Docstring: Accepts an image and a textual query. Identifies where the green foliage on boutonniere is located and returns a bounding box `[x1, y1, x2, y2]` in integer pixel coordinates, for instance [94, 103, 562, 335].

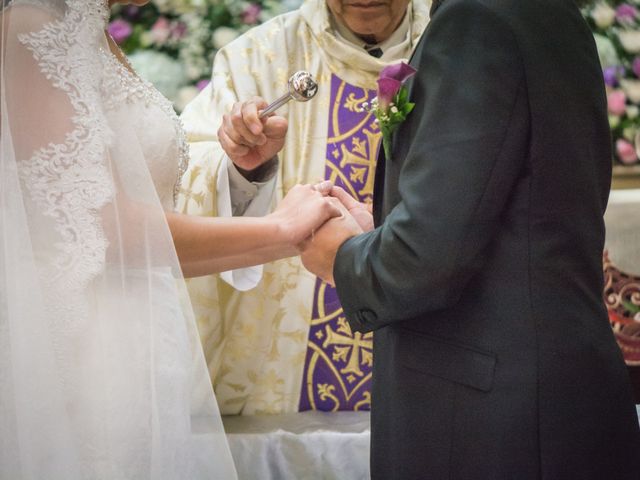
[371, 87, 415, 160]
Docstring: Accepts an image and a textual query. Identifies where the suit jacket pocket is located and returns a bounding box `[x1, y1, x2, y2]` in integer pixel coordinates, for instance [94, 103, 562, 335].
[395, 328, 497, 392]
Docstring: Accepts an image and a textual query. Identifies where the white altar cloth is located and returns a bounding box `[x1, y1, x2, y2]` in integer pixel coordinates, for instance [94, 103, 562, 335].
[223, 407, 640, 479]
[223, 411, 370, 480]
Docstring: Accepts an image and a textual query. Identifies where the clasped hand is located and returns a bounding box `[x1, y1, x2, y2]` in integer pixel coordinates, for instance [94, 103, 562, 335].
[298, 184, 374, 287]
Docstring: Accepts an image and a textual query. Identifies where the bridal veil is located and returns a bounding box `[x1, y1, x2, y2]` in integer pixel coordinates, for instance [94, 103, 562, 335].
[0, 0, 237, 478]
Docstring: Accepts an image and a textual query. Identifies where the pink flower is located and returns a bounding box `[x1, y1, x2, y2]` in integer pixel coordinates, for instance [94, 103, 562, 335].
[196, 79, 210, 91]
[151, 17, 171, 45]
[242, 4, 262, 25]
[377, 62, 417, 109]
[616, 139, 638, 164]
[108, 19, 132, 44]
[608, 89, 627, 116]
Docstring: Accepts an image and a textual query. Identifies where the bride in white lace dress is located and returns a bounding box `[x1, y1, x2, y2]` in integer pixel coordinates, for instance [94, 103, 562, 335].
[0, 1, 342, 478]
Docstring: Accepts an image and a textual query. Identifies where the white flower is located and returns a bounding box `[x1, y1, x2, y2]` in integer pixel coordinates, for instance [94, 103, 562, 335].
[609, 114, 621, 128]
[212, 27, 240, 50]
[621, 78, 640, 104]
[174, 86, 200, 112]
[128, 50, 188, 102]
[184, 60, 206, 81]
[152, 0, 200, 15]
[618, 30, 640, 54]
[627, 105, 640, 119]
[139, 31, 154, 48]
[390, 106, 399, 114]
[591, 3, 616, 29]
[623, 126, 637, 141]
[594, 34, 619, 69]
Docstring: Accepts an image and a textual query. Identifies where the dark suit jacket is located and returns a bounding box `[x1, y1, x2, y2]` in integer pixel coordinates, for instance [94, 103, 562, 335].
[333, 0, 640, 478]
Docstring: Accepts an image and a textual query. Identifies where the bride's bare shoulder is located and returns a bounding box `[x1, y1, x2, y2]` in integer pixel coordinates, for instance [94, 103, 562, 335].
[2, 0, 65, 35]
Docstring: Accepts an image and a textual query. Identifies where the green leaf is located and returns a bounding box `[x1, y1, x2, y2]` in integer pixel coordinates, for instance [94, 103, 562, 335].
[399, 86, 408, 103]
[404, 103, 415, 115]
[622, 300, 640, 314]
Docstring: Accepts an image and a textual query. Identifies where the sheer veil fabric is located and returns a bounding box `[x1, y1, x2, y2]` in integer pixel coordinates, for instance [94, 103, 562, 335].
[0, 0, 237, 478]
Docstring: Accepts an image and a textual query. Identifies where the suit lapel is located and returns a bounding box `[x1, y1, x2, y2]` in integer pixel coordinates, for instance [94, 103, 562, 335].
[372, 23, 430, 226]
[372, 147, 386, 227]
[430, 0, 444, 16]
[404, 35, 426, 113]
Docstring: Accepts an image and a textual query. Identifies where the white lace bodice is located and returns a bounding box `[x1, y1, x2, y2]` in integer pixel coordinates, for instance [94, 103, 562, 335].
[100, 48, 189, 210]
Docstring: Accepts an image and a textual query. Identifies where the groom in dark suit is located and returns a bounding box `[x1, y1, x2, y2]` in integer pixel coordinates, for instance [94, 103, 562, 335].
[301, 0, 640, 478]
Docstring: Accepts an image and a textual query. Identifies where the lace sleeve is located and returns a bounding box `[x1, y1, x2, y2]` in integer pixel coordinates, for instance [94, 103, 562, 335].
[5, 3, 113, 298]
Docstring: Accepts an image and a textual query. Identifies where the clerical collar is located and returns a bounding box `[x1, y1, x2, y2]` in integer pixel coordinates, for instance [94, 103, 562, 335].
[330, 8, 412, 61]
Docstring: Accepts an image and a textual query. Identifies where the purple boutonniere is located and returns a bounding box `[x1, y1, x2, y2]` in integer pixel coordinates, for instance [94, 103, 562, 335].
[367, 62, 417, 160]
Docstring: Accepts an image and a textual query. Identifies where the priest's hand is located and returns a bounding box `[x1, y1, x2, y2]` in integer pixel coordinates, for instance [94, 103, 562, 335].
[300, 211, 363, 286]
[218, 96, 288, 174]
[330, 186, 374, 232]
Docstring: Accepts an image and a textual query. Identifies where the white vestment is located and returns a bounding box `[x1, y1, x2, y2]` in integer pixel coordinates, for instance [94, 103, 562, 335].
[178, 0, 430, 415]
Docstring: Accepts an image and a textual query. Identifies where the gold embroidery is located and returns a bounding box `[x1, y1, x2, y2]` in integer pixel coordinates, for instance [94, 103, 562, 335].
[343, 92, 368, 113]
[323, 318, 373, 377]
[339, 128, 380, 200]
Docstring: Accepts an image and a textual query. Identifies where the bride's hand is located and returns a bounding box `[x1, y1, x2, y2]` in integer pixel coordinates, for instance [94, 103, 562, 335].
[269, 183, 343, 246]
[330, 186, 374, 232]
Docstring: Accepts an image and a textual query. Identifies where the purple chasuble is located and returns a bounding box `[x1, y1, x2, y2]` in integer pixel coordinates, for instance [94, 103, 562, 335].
[299, 74, 381, 411]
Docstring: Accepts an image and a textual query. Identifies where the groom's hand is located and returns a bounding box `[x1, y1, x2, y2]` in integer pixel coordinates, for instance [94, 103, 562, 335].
[218, 96, 288, 174]
[300, 212, 363, 286]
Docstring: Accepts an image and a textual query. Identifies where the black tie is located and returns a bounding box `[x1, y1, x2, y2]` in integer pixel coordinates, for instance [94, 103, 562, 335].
[366, 46, 383, 58]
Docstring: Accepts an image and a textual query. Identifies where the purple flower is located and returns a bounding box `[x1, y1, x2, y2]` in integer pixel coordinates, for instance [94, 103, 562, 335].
[376, 62, 417, 109]
[616, 4, 638, 23]
[380, 62, 418, 84]
[633, 58, 640, 78]
[123, 5, 140, 20]
[170, 21, 187, 41]
[604, 65, 624, 87]
[196, 79, 211, 91]
[241, 4, 262, 25]
[108, 19, 133, 44]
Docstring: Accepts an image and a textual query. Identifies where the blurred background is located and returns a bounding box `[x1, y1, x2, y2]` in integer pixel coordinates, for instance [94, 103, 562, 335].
[111, 1, 640, 175]
[109, 0, 303, 111]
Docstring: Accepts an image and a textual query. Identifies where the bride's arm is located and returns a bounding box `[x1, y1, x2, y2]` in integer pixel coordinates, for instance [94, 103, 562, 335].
[167, 184, 342, 277]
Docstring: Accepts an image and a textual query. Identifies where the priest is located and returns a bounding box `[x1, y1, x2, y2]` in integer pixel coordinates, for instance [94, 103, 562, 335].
[177, 0, 430, 414]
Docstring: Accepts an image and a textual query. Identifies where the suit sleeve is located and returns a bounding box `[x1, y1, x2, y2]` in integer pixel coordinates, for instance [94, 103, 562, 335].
[334, 0, 529, 332]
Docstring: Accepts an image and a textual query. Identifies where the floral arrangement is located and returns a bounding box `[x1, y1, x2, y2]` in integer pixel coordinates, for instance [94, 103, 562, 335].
[366, 62, 417, 160]
[108, 0, 302, 111]
[583, 1, 640, 166]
